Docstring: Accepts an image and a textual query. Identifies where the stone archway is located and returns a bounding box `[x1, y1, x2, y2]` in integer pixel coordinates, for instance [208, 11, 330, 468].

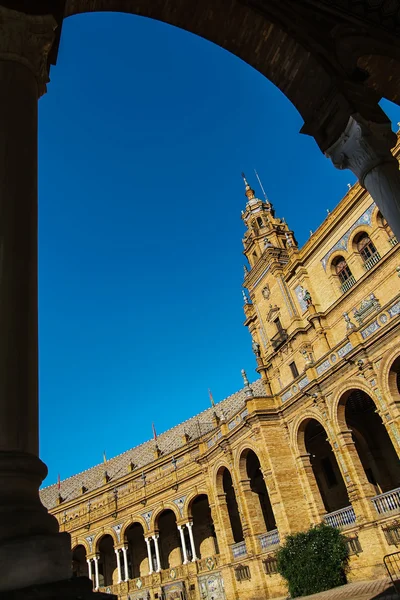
[339, 388, 400, 494]
[188, 494, 219, 559]
[2, 0, 400, 593]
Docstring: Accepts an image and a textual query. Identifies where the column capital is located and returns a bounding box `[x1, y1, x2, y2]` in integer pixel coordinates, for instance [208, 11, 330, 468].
[0, 5, 57, 96]
[151, 533, 159, 541]
[325, 114, 397, 186]
[185, 520, 193, 528]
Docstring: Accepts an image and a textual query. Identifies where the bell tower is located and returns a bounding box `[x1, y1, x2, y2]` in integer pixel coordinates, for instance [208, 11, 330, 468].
[241, 174, 297, 268]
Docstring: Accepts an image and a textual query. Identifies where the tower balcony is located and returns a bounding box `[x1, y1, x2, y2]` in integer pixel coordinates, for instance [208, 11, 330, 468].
[271, 330, 288, 351]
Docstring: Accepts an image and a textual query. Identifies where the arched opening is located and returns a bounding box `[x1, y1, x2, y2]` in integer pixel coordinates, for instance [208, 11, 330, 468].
[388, 356, 400, 404]
[157, 509, 181, 569]
[304, 419, 350, 513]
[125, 522, 148, 580]
[245, 449, 276, 533]
[72, 544, 88, 578]
[341, 389, 400, 494]
[222, 468, 244, 544]
[190, 494, 219, 559]
[332, 256, 355, 293]
[353, 231, 380, 269]
[98, 534, 117, 587]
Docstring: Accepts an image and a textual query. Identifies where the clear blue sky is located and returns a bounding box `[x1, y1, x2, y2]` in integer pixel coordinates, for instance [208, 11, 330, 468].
[38, 12, 400, 486]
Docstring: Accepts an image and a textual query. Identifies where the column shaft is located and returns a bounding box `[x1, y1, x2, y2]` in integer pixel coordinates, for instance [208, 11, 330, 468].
[122, 546, 129, 581]
[87, 558, 93, 583]
[152, 534, 161, 572]
[186, 522, 198, 561]
[177, 525, 188, 564]
[115, 548, 122, 584]
[0, 7, 70, 591]
[94, 557, 100, 590]
[145, 537, 153, 575]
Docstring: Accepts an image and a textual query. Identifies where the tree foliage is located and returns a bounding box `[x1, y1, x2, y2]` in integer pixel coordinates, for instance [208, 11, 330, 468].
[276, 524, 349, 597]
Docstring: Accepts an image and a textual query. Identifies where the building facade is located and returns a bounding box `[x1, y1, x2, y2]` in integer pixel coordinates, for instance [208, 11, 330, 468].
[41, 138, 400, 600]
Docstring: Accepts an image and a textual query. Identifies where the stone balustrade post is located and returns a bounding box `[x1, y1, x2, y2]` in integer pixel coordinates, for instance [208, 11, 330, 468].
[0, 6, 71, 592]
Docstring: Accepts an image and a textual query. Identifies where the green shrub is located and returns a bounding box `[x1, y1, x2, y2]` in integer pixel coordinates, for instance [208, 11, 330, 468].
[276, 523, 349, 597]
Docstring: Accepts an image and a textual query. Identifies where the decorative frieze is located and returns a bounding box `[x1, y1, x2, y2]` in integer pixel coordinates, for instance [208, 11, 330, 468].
[361, 320, 380, 339]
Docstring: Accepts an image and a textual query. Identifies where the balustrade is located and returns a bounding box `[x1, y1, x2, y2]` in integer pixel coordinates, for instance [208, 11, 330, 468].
[371, 488, 400, 515]
[231, 540, 247, 559]
[259, 529, 280, 551]
[363, 251, 381, 271]
[341, 275, 356, 293]
[323, 506, 356, 529]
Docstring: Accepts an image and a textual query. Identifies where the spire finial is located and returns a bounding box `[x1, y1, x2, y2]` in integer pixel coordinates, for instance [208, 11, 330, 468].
[241, 369, 254, 399]
[241, 172, 255, 201]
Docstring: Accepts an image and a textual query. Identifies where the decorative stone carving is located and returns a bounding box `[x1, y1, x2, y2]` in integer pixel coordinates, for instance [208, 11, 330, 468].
[326, 114, 397, 185]
[173, 496, 186, 516]
[0, 6, 57, 96]
[112, 523, 123, 543]
[343, 312, 356, 330]
[261, 284, 270, 300]
[326, 114, 400, 241]
[353, 293, 381, 324]
[251, 338, 261, 357]
[141, 510, 153, 530]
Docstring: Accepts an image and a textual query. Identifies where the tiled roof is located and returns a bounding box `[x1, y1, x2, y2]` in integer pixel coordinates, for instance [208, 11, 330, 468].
[40, 379, 266, 509]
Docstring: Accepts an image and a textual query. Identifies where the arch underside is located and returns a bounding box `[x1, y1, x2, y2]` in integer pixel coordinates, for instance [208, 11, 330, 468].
[63, 0, 400, 150]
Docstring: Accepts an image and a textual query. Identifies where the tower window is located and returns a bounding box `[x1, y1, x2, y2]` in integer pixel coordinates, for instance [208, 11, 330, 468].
[257, 217, 263, 228]
[289, 361, 299, 379]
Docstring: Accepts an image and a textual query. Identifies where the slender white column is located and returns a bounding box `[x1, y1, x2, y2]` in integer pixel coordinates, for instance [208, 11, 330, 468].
[186, 521, 198, 561]
[87, 558, 93, 583]
[152, 534, 161, 572]
[93, 555, 100, 590]
[326, 114, 400, 241]
[177, 525, 189, 564]
[145, 537, 153, 575]
[115, 548, 122, 584]
[121, 546, 129, 581]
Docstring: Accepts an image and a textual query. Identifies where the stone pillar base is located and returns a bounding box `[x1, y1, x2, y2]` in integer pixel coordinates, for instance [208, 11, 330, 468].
[0, 577, 116, 600]
[0, 451, 71, 591]
[0, 532, 72, 592]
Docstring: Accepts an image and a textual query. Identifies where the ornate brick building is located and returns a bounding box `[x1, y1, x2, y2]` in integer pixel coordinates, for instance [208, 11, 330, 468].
[41, 139, 400, 600]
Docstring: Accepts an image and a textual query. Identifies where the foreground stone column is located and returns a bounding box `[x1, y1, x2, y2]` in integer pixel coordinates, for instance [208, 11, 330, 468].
[326, 114, 400, 241]
[121, 546, 129, 581]
[0, 5, 71, 592]
[152, 534, 161, 572]
[186, 521, 198, 561]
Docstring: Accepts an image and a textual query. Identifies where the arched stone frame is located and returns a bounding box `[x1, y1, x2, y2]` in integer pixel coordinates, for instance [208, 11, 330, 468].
[71, 542, 89, 578]
[93, 528, 119, 553]
[62, 0, 371, 154]
[212, 461, 245, 549]
[378, 348, 400, 421]
[120, 516, 149, 543]
[72, 537, 91, 555]
[326, 249, 354, 297]
[235, 445, 278, 537]
[291, 410, 352, 520]
[122, 518, 150, 579]
[331, 379, 400, 512]
[185, 489, 210, 521]
[152, 503, 181, 532]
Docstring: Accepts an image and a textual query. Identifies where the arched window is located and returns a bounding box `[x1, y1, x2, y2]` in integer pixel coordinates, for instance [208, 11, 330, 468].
[355, 232, 380, 269]
[257, 216, 263, 228]
[378, 211, 397, 246]
[332, 256, 355, 293]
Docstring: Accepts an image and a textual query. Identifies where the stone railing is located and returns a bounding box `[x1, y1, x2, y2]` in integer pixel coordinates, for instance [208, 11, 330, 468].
[341, 275, 356, 293]
[324, 506, 356, 529]
[231, 540, 247, 559]
[363, 251, 381, 271]
[371, 488, 400, 515]
[389, 236, 398, 247]
[259, 529, 280, 551]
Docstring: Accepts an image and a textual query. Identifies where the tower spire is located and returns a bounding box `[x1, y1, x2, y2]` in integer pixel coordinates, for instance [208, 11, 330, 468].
[241, 172, 255, 202]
